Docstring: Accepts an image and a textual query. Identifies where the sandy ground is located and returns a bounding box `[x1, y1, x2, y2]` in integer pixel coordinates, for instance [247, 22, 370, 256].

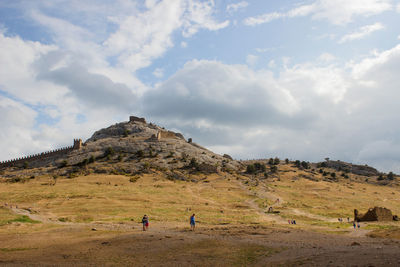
[1, 209, 400, 266]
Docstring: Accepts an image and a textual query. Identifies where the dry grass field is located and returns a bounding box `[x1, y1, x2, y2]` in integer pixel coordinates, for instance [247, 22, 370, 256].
[1, 165, 400, 266]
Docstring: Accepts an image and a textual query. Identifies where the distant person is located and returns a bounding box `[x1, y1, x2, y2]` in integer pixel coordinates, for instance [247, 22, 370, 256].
[357, 222, 360, 229]
[288, 220, 291, 224]
[347, 217, 350, 222]
[190, 214, 196, 231]
[142, 215, 149, 231]
[293, 220, 296, 225]
[353, 222, 356, 229]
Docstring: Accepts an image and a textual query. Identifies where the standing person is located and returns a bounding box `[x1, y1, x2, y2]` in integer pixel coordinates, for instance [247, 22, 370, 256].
[190, 214, 196, 231]
[357, 222, 360, 229]
[353, 221, 356, 229]
[142, 215, 149, 231]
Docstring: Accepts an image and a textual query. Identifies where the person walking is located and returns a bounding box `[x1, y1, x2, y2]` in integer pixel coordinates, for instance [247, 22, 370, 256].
[142, 215, 149, 231]
[190, 214, 196, 231]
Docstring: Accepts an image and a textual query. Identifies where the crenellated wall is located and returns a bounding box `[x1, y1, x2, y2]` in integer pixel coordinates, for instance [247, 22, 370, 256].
[0, 139, 82, 169]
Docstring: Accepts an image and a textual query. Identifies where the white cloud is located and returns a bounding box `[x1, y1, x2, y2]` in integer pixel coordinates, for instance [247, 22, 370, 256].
[226, 1, 248, 14]
[0, 96, 38, 160]
[153, 68, 164, 78]
[318, 53, 336, 62]
[244, 0, 392, 26]
[246, 54, 258, 67]
[142, 44, 400, 172]
[182, 0, 230, 37]
[338, 22, 385, 43]
[181, 41, 188, 48]
[396, 3, 400, 12]
[104, 0, 228, 69]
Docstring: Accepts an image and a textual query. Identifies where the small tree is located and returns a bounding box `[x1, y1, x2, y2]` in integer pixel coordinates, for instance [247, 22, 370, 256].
[268, 158, 274, 165]
[301, 161, 309, 169]
[23, 161, 29, 169]
[246, 164, 256, 174]
[387, 172, 395, 180]
[270, 165, 278, 173]
[274, 157, 280, 165]
[295, 160, 301, 168]
[285, 158, 289, 164]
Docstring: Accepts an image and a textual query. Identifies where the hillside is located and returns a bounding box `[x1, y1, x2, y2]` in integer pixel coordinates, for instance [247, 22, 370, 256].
[0, 117, 400, 266]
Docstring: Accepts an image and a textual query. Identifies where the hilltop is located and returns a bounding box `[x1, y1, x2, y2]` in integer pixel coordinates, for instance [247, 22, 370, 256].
[0, 116, 241, 180]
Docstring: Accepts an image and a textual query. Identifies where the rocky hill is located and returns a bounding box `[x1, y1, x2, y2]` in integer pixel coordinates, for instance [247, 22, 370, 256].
[0, 116, 242, 179]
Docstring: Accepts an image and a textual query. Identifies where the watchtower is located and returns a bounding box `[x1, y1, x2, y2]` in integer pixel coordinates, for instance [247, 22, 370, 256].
[73, 139, 82, 149]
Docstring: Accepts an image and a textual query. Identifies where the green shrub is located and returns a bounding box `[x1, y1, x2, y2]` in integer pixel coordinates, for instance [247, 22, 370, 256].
[104, 147, 115, 157]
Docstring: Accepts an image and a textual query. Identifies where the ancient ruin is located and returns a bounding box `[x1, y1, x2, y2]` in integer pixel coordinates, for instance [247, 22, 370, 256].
[129, 116, 146, 124]
[354, 207, 394, 222]
[0, 139, 82, 169]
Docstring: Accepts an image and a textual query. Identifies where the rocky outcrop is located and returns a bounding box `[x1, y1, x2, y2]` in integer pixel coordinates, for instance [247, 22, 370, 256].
[320, 160, 379, 177]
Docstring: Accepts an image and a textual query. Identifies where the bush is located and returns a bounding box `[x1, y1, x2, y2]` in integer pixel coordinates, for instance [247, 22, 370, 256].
[104, 147, 115, 156]
[387, 172, 395, 180]
[330, 172, 336, 178]
[123, 129, 130, 137]
[189, 158, 199, 168]
[274, 157, 280, 165]
[246, 164, 256, 174]
[377, 174, 384, 181]
[295, 160, 301, 168]
[117, 154, 123, 162]
[301, 161, 309, 169]
[136, 150, 144, 158]
[254, 162, 266, 172]
[246, 162, 266, 174]
[268, 158, 274, 165]
[285, 158, 289, 164]
[270, 165, 278, 173]
[319, 169, 323, 174]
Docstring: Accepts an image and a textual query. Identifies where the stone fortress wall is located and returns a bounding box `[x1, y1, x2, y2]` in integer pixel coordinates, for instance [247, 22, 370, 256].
[0, 139, 82, 169]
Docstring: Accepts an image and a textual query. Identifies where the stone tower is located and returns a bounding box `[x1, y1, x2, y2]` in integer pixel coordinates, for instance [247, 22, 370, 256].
[73, 139, 82, 149]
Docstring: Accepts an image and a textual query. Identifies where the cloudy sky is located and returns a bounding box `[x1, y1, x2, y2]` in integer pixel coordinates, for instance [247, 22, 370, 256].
[1, 0, 400, 172]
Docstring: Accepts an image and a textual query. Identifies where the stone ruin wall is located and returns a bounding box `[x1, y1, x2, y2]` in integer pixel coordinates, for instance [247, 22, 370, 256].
[0, 139, 82, 169]
[354, 207, 393, 222]
[129, 116, 146, 124]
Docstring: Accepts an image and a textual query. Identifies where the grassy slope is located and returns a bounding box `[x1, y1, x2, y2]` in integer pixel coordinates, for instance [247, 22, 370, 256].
[0, 163, 399, 236]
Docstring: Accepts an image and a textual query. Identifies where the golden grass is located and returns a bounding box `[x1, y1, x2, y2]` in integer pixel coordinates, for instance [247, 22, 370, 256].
[0, 173, 262, 226]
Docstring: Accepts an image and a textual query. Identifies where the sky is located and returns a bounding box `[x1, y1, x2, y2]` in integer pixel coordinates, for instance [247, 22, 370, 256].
[1, 0, 400, 173]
